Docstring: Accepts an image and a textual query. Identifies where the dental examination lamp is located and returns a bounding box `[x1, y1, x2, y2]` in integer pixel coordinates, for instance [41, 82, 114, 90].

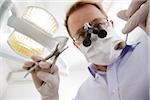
[7, 6, 68, 77]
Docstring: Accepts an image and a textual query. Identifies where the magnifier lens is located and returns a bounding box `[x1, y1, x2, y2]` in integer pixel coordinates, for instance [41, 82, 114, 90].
[98, 29, 107, 38]
[83, 38, 91, 47]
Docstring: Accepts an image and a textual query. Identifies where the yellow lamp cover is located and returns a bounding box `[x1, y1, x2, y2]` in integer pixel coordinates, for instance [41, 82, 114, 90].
[7, 31, 44, 57]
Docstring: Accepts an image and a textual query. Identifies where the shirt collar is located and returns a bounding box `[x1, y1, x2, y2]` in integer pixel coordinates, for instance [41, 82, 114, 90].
[88, 64, 106, 78]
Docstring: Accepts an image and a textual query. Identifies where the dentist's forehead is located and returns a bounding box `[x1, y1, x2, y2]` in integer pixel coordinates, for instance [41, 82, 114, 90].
[68, 4, 106, 36]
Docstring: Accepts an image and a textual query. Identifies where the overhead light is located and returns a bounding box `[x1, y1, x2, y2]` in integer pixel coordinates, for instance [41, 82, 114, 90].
[7, 31, 44, 57]
[7, 6, 69, 75]
[7, 6, 59, 57]
[23, 6, 58, 33]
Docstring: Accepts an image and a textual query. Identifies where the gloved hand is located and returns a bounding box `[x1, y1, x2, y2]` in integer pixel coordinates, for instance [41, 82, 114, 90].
[23, 55, 59, 100]
[117, 0, 150, 35]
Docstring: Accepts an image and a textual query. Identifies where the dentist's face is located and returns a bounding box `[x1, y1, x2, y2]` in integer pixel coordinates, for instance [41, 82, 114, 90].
[67, 4, 125, 65]
[67, 4, 107, 46]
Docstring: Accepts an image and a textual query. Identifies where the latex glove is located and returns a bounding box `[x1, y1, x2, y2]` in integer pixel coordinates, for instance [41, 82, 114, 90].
[23, 55, 59, 100]
[117, 0, 150, 35]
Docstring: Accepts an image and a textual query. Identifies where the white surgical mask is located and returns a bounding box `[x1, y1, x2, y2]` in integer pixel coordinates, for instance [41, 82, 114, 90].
[79, 24, 124, 65]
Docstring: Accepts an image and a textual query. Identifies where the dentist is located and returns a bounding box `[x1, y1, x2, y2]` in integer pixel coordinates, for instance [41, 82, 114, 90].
[23, 0, 150, 100]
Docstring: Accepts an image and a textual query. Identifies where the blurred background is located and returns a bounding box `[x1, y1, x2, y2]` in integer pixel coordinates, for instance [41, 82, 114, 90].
[0, 0, 145, 100]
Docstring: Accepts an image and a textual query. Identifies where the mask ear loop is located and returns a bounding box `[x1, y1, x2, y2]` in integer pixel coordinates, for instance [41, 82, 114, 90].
[124, 16, 131, 45]
[125, 33, 129, 45]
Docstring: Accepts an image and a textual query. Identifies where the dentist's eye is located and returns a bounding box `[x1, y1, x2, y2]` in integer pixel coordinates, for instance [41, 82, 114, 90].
[80, 32, 86, 37]
[75, 28, 86, 39]
[93, 28, 99, 35]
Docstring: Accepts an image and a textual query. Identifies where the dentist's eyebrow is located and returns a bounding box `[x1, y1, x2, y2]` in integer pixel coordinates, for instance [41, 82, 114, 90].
[91, 18, 107, 26]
